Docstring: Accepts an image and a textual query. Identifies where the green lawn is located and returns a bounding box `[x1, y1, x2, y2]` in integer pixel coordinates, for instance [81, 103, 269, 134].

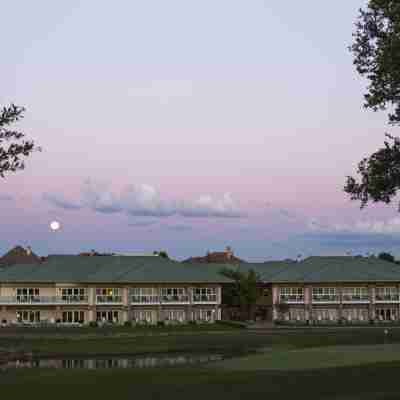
[211, 343, 400, 370]
[2, 326, 400, 399]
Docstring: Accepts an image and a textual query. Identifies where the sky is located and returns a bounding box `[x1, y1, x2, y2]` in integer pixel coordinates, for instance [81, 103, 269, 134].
[2, 0, 400, 261]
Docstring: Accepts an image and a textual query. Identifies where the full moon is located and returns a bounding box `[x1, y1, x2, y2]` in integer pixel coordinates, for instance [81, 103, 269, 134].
[50, 221, 61, 231]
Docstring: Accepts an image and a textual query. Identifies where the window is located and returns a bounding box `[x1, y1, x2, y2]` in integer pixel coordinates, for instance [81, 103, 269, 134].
[60, 288, 87, 303]
[16, 288, 40, 303]
[375, 287, 399, 302]
[279, 287, 304, 302]
[160, 288, 188, 303]
[62, 311, 85, 323]
[342, 308, 368, 321]
[312, 287, 338, 302]
[16, 310, 40, 323]
[193, 288, 217, 302]
[95, 288, 122, 303]
[342, 287, 369, 302]
[96, 310, 119, 323]
[133, 310, 156, 323]
[193, 309, 215, 322]
[130, 288, 159, 303]
[165, 309, 186, 322]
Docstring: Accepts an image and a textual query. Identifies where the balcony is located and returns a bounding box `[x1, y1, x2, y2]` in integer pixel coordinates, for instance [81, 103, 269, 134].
[279, 295, 304, 304]
[312, 295, 339, 304]
[192, 294, 217, 304]
[0, 296, 89, 305]
[375, 295, 400, 303]
[342, 295, 370, 304]
[160, 295, 190, 304]
[95, 295, 123, 305]
[131, 295, 160, 305]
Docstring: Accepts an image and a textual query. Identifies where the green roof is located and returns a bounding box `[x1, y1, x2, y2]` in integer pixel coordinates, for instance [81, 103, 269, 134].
[0, 256, 232, 284]
[1, 255, 400, 284]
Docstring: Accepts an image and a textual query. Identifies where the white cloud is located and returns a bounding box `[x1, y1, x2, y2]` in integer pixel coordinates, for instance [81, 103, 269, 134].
[44, 180, 244, 219]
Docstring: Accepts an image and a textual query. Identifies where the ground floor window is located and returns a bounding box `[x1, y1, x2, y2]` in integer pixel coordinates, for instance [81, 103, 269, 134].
[133, 310, 156, 323]
[193, 309, 215, 322]
[96, 310, 119, 323]
[62, 311, 85, 323]
[376, 308, 397, 321]
[289, 309, 306, 321]
[16, 310, 40, 323]
[165, 309, 186, 322]
[313, 309, 338, 321]
[342, 308, 368, 321]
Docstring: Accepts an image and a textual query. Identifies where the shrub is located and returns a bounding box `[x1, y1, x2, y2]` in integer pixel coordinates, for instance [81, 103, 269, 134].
[157, 321, 165, 327]
[89, 321, 98, 328]
[124, 321, 132, 327]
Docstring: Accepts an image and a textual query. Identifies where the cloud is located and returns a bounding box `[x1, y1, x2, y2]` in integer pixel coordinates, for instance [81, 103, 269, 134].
[180, 193, 243, 218]
[128, 220, 158, 228]
[44, 180, 244, 219]
[0, 193, 13, 201]
[165, 224, 193, 232]
[43, 192, 82, 210]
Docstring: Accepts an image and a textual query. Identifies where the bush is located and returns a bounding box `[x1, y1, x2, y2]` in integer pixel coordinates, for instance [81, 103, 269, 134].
[89, 321, 98, 328]
[157, 321, 165, 327]
[124, 321, 132, 327]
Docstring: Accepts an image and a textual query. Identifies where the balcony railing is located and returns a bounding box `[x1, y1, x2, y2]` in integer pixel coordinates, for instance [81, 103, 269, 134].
[375, 295, 400, 303]
[131, 295, 160, 304]
[279, 295, 304, 303]
[0, 296, 89, 305]
[96, 295, 123, 304]
[312, 295, 339, 303]
[342, 295, 370, 303]
[160, 295, 190, 304]
[192, 294, 217, 303]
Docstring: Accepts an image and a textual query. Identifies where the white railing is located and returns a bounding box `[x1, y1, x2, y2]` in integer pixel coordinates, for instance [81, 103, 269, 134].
[0, 296, 89, 305]
[375, 295, 400, 303]
[131, 295, 160, 304]
[96, 295, 123, 304]
[279, 295, 304, 304]
[192, 294, 217, 303]
[160, 295, 190, 304]
[342, 295, 370, 303]
[312, 295, 340, 303]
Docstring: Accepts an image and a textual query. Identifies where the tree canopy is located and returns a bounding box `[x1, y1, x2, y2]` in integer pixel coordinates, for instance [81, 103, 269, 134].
[345, 1, 400, 208]
[0, 104, 39, 178]
[377, 251, 396, 263]
[220, 267, 263, 320]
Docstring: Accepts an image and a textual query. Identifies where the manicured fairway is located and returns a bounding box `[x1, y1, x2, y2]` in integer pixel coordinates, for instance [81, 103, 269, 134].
[211, 343, 400, 370]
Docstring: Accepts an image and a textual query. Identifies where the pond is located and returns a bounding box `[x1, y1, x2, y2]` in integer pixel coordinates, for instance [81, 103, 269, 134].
[1, 353, 225, 370]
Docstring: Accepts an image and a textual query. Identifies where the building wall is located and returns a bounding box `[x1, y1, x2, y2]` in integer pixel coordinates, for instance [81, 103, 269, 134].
[0, 283, 222, 324]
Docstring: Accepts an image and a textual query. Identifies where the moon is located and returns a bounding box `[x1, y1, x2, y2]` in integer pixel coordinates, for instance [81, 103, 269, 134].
[50, 221, 61, 231]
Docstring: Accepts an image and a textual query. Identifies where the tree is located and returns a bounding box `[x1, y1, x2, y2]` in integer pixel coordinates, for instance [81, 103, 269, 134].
[220, 267, 263, 321]
[378, 252, 396, 263]
[0, 104, 39, 178]
[344, 1, 400, 208]
[153, 250, 169, 259]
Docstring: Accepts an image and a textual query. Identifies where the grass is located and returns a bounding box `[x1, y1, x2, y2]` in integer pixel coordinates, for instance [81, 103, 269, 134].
[2, 326, 400, 399]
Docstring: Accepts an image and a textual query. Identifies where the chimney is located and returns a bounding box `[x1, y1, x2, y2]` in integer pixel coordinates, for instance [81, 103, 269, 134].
[225, 246, 233, 260]
[26, 246, 32, 256]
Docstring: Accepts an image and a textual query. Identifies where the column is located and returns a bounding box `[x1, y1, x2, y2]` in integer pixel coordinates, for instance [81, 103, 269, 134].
[368, 285, 375, 321]
[187, 287, 193, 322]
[88, 287, 96, 322]
[338, 286, 343, 322]
[272, 286, 279, 321]
[122, 287, 129, 323]
[398, 285, 400, 321]
[304, 285, 312, 322]
[157, 286, 164, 322]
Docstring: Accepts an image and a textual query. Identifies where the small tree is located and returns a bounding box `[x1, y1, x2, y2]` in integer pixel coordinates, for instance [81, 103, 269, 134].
[0, 104, 39, 178]
[220, 267, 263, 321]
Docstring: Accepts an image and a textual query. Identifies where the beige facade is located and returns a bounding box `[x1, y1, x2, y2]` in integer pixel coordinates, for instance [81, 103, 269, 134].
[0, 283, 222, 325]
[272, 283, 400, 323]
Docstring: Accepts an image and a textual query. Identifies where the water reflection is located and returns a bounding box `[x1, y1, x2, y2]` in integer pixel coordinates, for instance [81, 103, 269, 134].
[1, 354, 223, 370]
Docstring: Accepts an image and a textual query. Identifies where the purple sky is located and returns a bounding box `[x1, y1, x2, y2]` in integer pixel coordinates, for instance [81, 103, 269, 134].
[3, 0, 400, 261]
